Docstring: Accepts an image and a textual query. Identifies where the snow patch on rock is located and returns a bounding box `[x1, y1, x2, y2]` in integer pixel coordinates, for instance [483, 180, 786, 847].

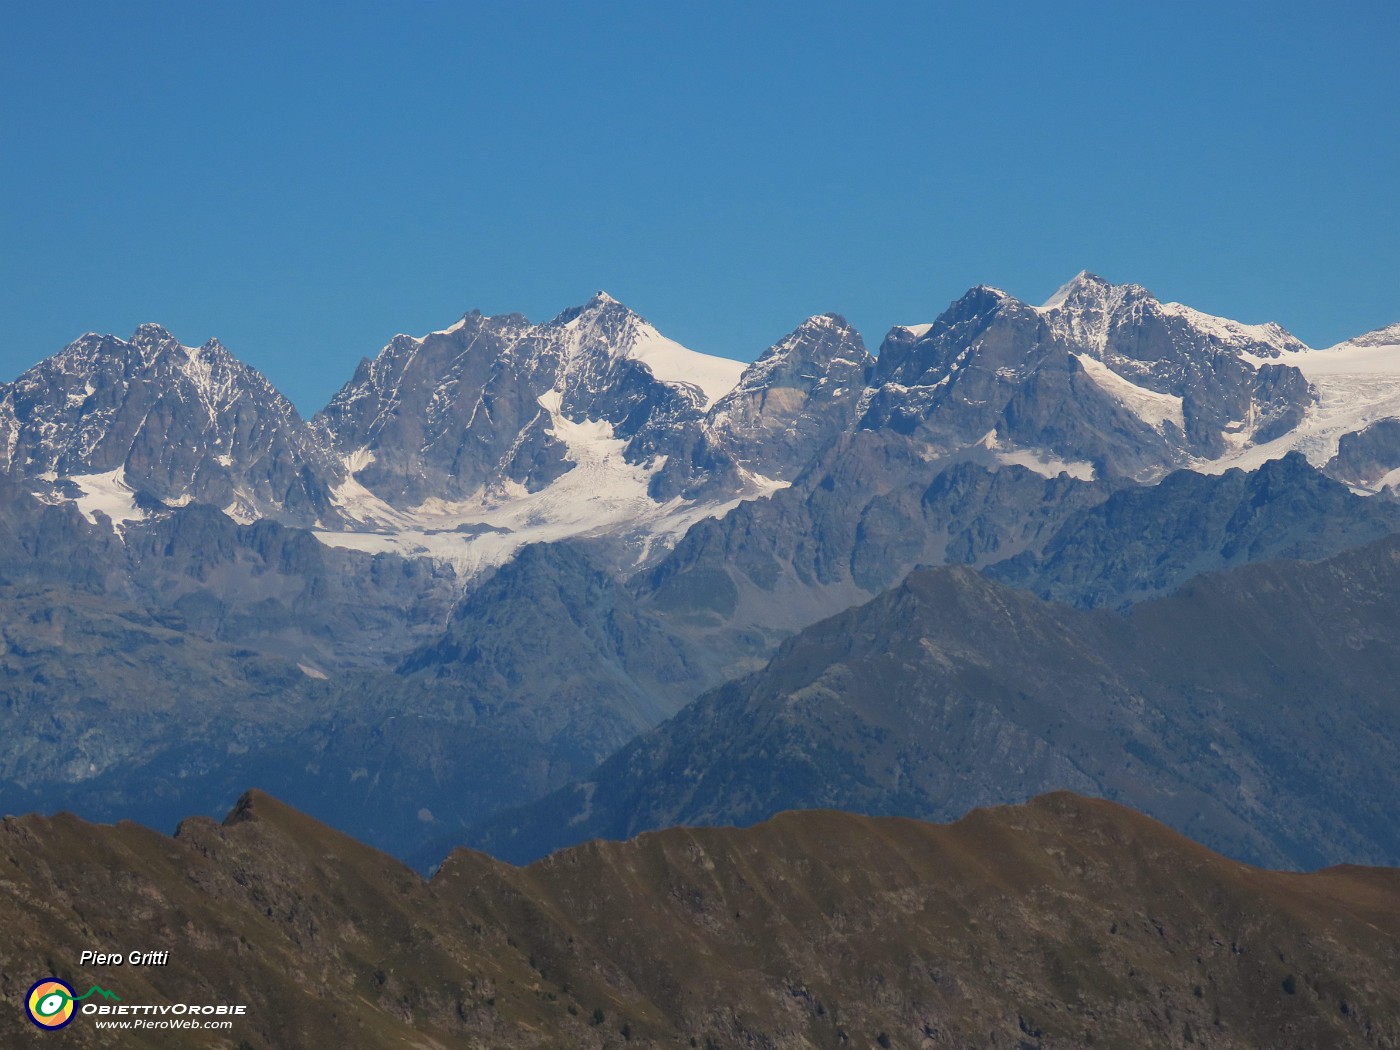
[68, 469, 145, 527]
[1073, 353, 1185, 433]
[978, 431, 1096, 481]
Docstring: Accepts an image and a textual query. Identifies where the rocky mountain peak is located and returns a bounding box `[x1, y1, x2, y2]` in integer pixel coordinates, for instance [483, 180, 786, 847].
[1033, 271, 1157, 355]
[1039, 269, 1096, 309]
[701, 313, 873, 482]
[957, 283, 1014, 313]
[548, 290, 631, 333]
[1333, 320, 1400, 350]
[870, 283, 1028, 388]
[549, 293, 649, 357]
[1033, 272, 1309, 360]
[858, 272, 1319, 480]
[717, 313, 866, 397]
[129, 321, 182, 352]
[0, 325, 340, 524]
[1038, 270, 1152, 312]
[316, 293, 751, 530]
[797, 311, 857, 336]
[537, 294, 744, 411]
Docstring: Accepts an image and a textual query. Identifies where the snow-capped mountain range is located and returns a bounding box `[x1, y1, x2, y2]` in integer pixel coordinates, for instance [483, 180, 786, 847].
[4, 273, 1398, 577]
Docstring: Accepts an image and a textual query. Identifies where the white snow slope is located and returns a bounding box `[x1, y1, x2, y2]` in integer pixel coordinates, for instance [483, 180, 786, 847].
[316, 388, 783, 576]
[1200, 327, 1400, 480]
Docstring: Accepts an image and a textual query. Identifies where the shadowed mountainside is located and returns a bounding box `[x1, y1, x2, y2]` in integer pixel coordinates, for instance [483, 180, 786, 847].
[478, 533, 1400, 871]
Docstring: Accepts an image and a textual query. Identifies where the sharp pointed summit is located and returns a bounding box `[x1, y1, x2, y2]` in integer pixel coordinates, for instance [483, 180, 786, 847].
[1039, 269, 1103, 309]
[704, 312, 874, 480]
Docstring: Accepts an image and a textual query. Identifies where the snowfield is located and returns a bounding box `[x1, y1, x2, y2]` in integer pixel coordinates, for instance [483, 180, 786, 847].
[316, 387, 785, 575]
[1198, 332, 1400, 481]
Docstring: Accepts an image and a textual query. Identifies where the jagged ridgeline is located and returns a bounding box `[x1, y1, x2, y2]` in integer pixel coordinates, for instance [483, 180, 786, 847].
[1, 277, 1400, 869]
[1, 791, 1398, 1049]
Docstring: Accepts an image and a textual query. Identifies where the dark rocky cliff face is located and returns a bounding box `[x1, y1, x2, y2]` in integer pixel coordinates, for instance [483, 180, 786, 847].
[1330, 418, 1400, 488]
[706, 313, 874, 479]
[0, 324, 343, 525]
[316, 311, 552, 503]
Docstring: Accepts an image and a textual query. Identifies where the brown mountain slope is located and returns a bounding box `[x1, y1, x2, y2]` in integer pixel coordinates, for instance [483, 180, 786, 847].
[1, 791, 1398, 1049]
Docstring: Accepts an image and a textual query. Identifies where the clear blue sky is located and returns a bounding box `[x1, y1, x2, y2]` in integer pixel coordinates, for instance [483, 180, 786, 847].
[3, 1, 1397, 411]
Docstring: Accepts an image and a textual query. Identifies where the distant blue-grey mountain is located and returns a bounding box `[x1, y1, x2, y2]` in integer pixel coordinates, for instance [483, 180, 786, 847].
[473, 533, 1400, 872]
[2, 276, 1400, 867]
